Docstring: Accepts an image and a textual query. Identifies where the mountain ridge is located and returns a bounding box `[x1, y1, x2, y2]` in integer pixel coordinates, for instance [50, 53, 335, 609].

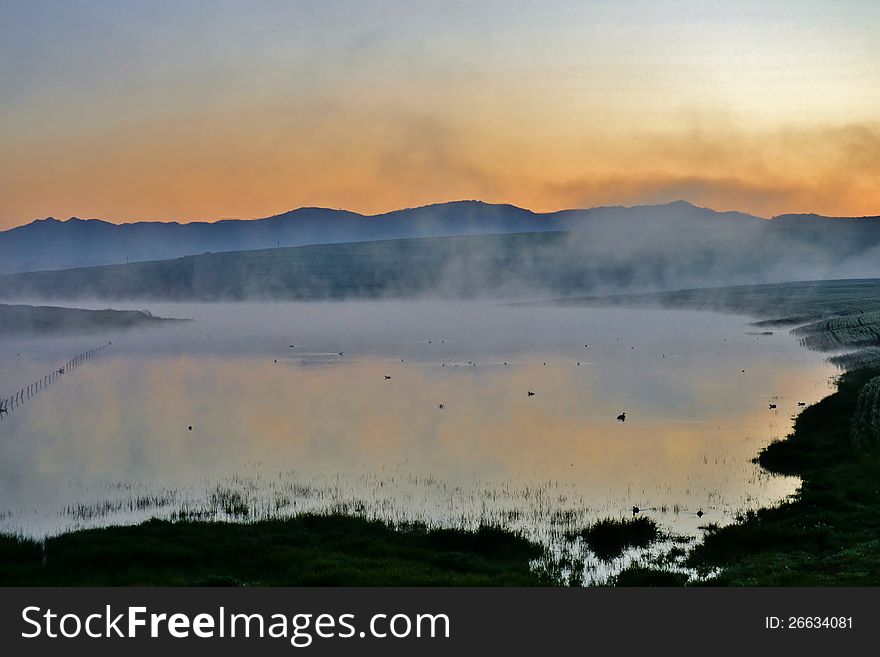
[5, 198, 729, 232]
[0, 200, 764, 274]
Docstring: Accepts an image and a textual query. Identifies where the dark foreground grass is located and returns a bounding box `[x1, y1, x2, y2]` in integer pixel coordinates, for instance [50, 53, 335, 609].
[687, 367, 880, 585]
[611, 567, 689, 587]
[0, 514, 549, 586]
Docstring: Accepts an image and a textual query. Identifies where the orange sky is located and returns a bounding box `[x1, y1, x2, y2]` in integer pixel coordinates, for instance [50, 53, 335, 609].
[1, 1, 878, 229]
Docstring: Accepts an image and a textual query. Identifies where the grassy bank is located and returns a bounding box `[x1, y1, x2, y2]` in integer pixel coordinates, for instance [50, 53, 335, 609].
[0, 514, 548, 586]
[684, 366, 880, 584]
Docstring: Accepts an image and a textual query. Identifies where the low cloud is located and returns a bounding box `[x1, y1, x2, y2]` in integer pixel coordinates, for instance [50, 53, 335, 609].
[543, 122, 880, 217]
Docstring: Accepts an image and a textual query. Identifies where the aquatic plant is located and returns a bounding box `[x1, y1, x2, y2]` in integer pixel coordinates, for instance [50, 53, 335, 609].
[209, 487, 250, 518]
[565, 516, 660, 562]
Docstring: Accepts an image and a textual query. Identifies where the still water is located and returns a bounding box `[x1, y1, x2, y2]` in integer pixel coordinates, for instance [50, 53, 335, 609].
[0, 302, 836, 578]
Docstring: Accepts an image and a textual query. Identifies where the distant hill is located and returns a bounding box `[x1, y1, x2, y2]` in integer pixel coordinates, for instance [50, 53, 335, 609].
[3, 213, 880, 302]
[4, 200, 880, 300]
[0, 200, 760, 273]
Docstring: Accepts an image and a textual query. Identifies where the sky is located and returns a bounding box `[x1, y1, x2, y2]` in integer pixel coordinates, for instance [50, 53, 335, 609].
[1, 0, 878, 229]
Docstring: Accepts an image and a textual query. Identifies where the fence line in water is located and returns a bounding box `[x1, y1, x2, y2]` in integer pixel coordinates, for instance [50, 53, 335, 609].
[0, 342, 112, 420]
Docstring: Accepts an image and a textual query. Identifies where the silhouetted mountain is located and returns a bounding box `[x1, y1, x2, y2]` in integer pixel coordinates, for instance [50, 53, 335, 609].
[0, 200, 760, 273]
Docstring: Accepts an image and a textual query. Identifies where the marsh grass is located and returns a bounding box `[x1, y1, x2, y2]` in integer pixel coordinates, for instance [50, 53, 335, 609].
[0, 514, 550, 586]
[566, 516, 660, 561]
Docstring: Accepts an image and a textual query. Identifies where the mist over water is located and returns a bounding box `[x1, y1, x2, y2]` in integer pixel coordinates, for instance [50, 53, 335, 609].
[0, 301, 836, 580]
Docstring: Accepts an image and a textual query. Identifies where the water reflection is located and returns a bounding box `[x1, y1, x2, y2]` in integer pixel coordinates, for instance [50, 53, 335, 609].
[0, 302, 836, 580]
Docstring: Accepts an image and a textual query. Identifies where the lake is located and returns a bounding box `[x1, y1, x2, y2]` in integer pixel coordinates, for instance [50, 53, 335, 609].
[0, 301, 837, 580]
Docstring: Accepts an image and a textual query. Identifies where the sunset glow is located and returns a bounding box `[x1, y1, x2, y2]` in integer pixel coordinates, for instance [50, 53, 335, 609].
[1, 0, 878, 229]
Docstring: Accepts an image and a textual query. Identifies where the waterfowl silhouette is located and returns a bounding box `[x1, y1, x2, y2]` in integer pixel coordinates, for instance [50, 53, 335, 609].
[797, 402, 806, 407]
[768, 403, 777, 409]
[384, 375, 391, 380]
[617, 412, 626, 422]
[437, 403, 445, 410]
[696, 509, 704, 518]
[188, 426, 193, 431]
[527, 391, 535, 397]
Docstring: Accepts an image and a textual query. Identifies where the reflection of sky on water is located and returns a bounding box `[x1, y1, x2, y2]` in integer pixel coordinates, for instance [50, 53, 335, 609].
[0, 302, 836, 576]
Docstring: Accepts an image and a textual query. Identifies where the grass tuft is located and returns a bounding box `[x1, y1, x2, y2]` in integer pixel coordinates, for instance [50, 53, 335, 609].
[566, 516, 660, 561]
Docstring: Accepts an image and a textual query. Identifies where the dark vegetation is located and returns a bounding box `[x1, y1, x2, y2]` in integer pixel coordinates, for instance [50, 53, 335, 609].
[566, 517, 660, 561]
[0, 514, 548, 586]
[611, 567, 690, 587]
[0, 303, 180, 335]
[829, 347, 880, 371]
